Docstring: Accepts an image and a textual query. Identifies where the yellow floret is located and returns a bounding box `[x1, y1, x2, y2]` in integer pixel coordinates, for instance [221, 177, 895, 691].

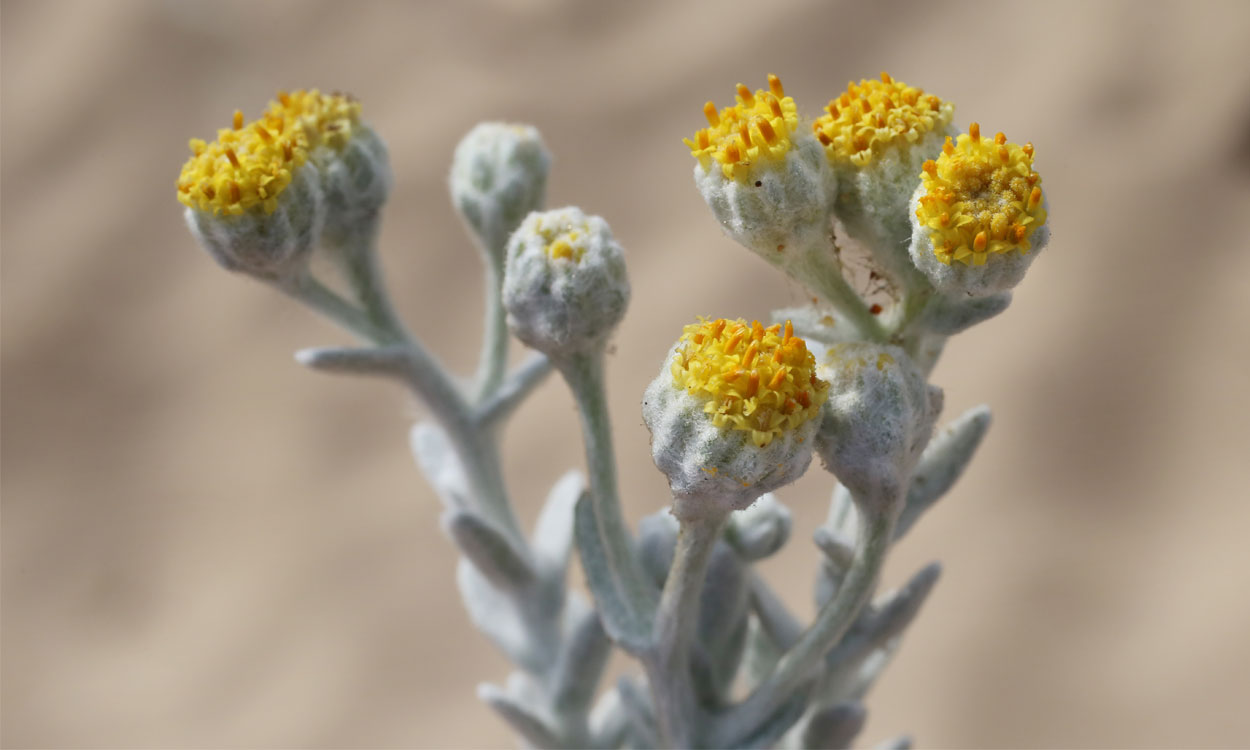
[532, 213, 589, 262]
[268, 89, 362, 151]
[915, 124, 1047, 266]
[671, 317, 829, 447]
[812, 72, 954, 167]
[176, 110, 309, 215]
[684, 75, 801, 180]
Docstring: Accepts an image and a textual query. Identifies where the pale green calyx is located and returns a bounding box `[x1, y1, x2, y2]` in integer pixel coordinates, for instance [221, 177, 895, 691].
[183, 162, 325, 281]
[502, 207, 629, 357]
[814, 343, 943, 510]
[451, 122, 551, 258]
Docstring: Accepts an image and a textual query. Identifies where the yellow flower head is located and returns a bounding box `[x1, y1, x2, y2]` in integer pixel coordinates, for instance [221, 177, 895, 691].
[176, 108, 309, 215]
[176, 90, 363, 215]
[812, 72, 954, 167]
[268, 89, 362, 152]
[671, 317, 829, 447]
[684, 75, 801, 180]
[915, 123, 1046, 266]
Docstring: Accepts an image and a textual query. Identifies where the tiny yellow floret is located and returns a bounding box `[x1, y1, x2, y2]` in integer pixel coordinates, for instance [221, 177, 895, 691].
[532, 213, 590, 262]
[176, 90, 363, 215]
[671, 317, 829, 447]
[812, 72, 954, 167]
[914, 124, 1047, 266]
[684, 75, 801, 180]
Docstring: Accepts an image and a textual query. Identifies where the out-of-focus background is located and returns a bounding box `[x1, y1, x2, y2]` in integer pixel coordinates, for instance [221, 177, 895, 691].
[4, 0, 1250, 747]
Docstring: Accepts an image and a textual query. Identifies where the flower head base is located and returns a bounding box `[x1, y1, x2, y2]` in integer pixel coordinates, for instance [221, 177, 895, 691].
[813, 73, 954, 168]
[815, 343, 943, 511]
[684, 75, 801, 180]
[916, 124, 1046, 266]
[672, 318, 829, 448]
[177, 111, 309, 216]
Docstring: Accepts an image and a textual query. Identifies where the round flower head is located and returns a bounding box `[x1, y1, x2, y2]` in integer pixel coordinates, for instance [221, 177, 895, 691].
[813, 73, 955, 282]
[814, 343, 943, 512]
[685, 76, 833, 278]
[450, 123, 551, 260]
[909, 124, 1049, 296]
[177, 106, 324, 280]
[643, 317, 830, 521]
[270, 90, 392, 243]
[502, 207, 629, 358]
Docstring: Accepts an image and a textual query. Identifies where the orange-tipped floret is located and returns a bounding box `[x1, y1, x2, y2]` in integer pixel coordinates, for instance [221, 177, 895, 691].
[684, 75, 801, 180]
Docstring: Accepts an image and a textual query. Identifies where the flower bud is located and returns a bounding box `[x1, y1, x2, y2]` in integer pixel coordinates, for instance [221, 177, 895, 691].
[643, 318, 830, 521]
[270, 90, 392, 243]
[909, 125, 1049, 297]
[814, 343, 943, 512]
[177, 107, 324, 280]
[685, 76, 833, 281]
[502, 207, 629, 357]
[450, 123, 551, 259]
[812, 72, 955, 282]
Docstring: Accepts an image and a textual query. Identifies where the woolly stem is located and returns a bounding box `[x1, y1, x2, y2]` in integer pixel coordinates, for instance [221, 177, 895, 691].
[646, 512, 728, 748]
[718, 498, 899, 743]
[560, 350, 656, 624]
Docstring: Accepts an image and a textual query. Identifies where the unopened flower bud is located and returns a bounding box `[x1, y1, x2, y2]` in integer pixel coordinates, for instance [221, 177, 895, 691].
[177, 106, 324, 280]
[643, 317, 829, 521]
[451, 123, 551, 259]
[502, 207, 629, 358]
[685, 76, 833, 281]
[815, 343, 943, 512]
[909, 125, 1049, 297]
[812, 72, 955, 282]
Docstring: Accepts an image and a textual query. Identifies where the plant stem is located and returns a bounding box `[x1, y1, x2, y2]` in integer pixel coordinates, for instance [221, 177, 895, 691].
[560, 350, 656, 618]
[646, 512, 728, 748]
[798, 236, 888, 343]
[276, 273, 395, 345]
[718, 499, 899, 743]
[473, 258, 510, 403]
[332, 215, 413, 346]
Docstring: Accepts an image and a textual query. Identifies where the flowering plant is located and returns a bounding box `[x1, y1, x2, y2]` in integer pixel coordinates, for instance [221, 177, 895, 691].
[177, 73, 1048, 748]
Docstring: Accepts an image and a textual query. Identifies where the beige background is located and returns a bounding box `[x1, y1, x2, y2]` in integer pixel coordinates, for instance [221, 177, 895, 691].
[4, 0, 1250, 747]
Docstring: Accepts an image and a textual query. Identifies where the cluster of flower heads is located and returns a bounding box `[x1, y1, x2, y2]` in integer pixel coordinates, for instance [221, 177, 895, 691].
[685, 71, 1048, 280]
[670, 318, 829, 448]
[915, 125, 1046, 265]
[176, 90, 360, 215]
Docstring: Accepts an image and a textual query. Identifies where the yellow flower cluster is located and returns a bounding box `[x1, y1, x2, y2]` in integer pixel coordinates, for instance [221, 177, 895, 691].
[915, 123, 1046, 265]
[176, 90, 361, 215]
[684, 75, 800, 180]
[532, 213, 590, 262]
[671, 318, 829, 447]
[811, 72, 954, 167]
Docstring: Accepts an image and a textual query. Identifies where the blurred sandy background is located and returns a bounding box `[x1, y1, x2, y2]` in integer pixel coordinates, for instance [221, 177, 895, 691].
[4, 0, 1250, 747]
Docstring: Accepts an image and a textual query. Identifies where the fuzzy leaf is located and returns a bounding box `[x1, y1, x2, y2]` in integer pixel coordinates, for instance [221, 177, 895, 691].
[727, 493, 792, 561]
[573, 494, 652, 654]
[478, 682, 562, 749]
[443, 509, 535, 591]
[803, 702, 866, 750]
[895, 405, 992, 540]
[532, 471, 584, 581]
